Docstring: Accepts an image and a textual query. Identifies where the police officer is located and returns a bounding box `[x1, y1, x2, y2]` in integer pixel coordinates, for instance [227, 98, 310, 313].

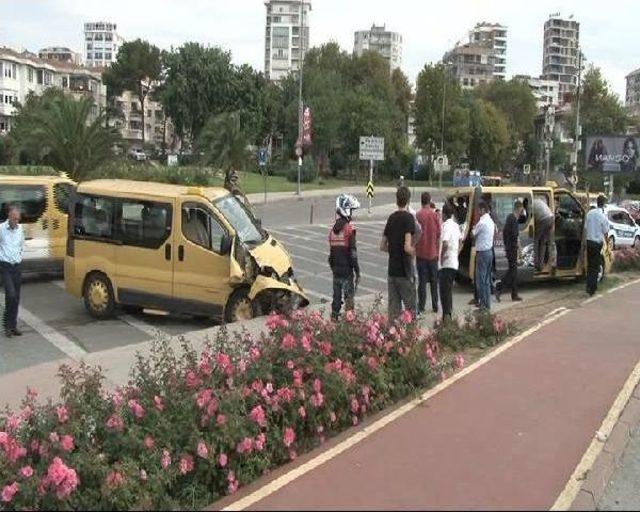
[328, 194, 361, 321]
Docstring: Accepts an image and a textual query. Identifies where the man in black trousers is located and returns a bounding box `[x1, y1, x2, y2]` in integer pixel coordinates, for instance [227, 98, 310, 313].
[495, 200, 525, 303]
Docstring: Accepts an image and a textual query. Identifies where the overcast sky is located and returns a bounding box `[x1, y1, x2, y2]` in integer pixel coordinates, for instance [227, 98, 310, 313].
[2, 0, 636, 98]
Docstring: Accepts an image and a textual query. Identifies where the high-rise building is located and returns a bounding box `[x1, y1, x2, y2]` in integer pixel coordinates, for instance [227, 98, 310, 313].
[353, 24, 403, 71]
[469, 22, 507, 79]
[514, 74, 560, 109]
[38, 46, 82, 65]
[626, 68, 640, 117]
[264, 0, 311, 81]
[542, 14, 580, 98]
[83, 21, 124, 68]
[442, 41, 495, 90]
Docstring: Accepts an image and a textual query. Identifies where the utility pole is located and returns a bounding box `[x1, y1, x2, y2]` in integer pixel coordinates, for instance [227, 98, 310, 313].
[296, 0, 305, 196]
[440, 63, 447, 190]
[571, 49, 583, 193]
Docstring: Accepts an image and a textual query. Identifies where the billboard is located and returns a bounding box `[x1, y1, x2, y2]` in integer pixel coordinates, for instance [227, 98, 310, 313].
[585, 135, 639, 173]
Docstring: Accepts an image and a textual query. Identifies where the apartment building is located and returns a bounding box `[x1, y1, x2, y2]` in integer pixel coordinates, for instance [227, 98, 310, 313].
[469, 22, 507, 79]
[542, 14, 580, 97]
[264, 0, 311, 81]
[626, 68, 640, 117]
[443, 41, 495, 90]
[38, 47, 82, 65]
[84, 21, 124, 68]
[514, 74, 560, 109]
[0, 46, 106, 133]
[354, 24, 403, 71]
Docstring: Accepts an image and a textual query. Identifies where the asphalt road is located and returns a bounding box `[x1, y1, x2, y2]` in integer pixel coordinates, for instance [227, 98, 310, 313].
[1, 189, 550, 377]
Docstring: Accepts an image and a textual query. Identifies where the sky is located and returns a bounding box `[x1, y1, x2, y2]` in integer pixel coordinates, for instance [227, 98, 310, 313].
[2, 0, 637, 99]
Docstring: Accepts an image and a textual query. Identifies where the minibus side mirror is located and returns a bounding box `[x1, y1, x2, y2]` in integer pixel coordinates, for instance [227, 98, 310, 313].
[221, 234, 232, 255]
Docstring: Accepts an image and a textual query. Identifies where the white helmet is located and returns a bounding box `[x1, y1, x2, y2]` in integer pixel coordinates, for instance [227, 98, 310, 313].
[336, 193, 360, 219]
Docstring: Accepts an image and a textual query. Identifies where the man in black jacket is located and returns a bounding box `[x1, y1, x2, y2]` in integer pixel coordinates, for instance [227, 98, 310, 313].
[495, 200, 525, 303]
[329, 194, 361, 321]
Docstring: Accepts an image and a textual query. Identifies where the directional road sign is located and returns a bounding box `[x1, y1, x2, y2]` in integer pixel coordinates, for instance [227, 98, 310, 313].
[366, 181, 375, 198]
[359, 136, 385, 161]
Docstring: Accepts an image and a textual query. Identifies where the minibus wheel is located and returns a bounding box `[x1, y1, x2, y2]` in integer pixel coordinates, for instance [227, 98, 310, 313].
[224, 288, 258, 324]
[84, 273, 115, 319]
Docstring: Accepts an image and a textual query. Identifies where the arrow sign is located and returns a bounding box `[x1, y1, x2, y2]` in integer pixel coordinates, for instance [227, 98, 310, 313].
[366, 181, 375, 198]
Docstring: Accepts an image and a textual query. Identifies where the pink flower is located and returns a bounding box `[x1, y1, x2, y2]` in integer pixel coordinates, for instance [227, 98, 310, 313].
[228, 478, 239, 495]
[185, 370, 202, 390]
[265, 382, 274, 394]
[283, 427, 296, 448]
[6, 414, 22, 432]
[313, 378, 322, 393]
[144, 435, 155, 450]
[350, 398, 360, 414]
[237, 437, 253, 455]
[49, 432, 60, 443]
[111, 391, 124, 408]
[281, 333, 297, 350]
[4, 438, 26, 463]
[298, 406, 307, 419]
[1, 482, 19, 503]
[161, 449, 172, 469]
[286, 360, 295, 370]
[56, 406, 69, 424]
[217, 414, 227, 426]
[128, 399, 146, 420]
[249, 405, 267, 428]
[330, 411, 337, 423]
[345, 310, 356, 322]
[367, 356, 379, 371]
[179, 454, 194, 475]
[301, 334, 312, 352]
[255, 433, 266, 452]
[319, 342, 333, 356]
[60, 435, 74, 452]
[198, 355, 213, 376]
[106, 471, 125, 488]
[277, 387, 295, 403]
[310, 392, 324, 408]
[197, 441, 209, 459]
[249, 347, 262, 361]
[454, 354, 465, 370]
[153, 395, 165, 412]
[293, 370, 303, 388]
[0, 432, 7, 446]
[196, 388, 214, 409]
[400, 309, 414, 324]
[218, 453, 228, 467]
[238, 359, 248, 373]
[20, 466, 33, 478]
[43, 457, 79, 499]
[216, 353, 234, 376]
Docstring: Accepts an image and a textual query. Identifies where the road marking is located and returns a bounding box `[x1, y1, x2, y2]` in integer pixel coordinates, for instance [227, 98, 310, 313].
[0, 291, 88, 360]
[221, 307, 571, 511]
[552, 277, 640, 510]
[294, 263, 380, 295]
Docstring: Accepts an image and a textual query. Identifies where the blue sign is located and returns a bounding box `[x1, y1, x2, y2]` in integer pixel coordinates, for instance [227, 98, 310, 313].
[258, 148, 268, 167]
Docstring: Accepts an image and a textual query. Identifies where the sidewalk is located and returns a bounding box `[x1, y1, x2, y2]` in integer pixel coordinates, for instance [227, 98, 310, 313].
[216, 280, 640, 511]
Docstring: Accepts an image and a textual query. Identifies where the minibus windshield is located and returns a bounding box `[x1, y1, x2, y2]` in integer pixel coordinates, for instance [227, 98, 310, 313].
[215, 195, 264, 245]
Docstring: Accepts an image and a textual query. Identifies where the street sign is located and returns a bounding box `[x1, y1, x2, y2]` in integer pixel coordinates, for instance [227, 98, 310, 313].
[258, 148, 268, 167]
[523, 164, 531, 175]
[366, 181, 375, 198]
[359, 136, 385, 161]
[434, 154, 450, 174]
[294, 143, 303, 158]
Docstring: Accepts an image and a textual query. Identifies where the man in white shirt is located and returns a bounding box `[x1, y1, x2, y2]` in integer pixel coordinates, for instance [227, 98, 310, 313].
[472, 201, 496, 311]
[584, 195, 610, 296]
[533, 196, 554, 271]
[439, 203, 461, 321]
[0, 205, 25, 337]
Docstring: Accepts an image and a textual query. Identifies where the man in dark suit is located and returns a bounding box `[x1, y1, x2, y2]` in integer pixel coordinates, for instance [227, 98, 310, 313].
[495, 200, 525, 303]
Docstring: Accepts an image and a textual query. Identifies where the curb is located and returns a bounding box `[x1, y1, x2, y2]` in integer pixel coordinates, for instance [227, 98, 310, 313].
[570, 385, 640, 511]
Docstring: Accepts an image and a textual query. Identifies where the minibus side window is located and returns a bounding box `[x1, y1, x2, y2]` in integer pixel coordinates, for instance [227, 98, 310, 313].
[182, 204, 226, 254]
[53, 183, 76, 214]
[117, 200, 172, 249]
[0, 185, 46, 223]
[73, 195, 115, 239]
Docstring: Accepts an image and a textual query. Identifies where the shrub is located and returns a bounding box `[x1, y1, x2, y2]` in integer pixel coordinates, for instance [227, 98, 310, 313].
[433, 311, 513, 352]
[286, 159, 317, 183]
[612, 247, 640, 272]
[0, 165, 58, 177]
[0, 306, 511, 510]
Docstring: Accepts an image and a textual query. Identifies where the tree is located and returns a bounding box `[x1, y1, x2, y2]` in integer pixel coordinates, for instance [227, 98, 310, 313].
[467, 99, 510, 171]
[104, 39, 161, 144]
[196, 111, 250, 172]
[10, 92, 118, 180]
[574, 65, 628, 138]
[158, 43, 236, 144]
[414, 64, 469, 163]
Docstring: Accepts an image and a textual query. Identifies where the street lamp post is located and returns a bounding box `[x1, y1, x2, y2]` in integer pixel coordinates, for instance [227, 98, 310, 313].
[571, 49, 583, 193]
[296, 0, 305, 196]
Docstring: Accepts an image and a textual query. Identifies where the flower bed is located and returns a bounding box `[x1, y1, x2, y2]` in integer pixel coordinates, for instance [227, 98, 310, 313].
[612, 246, 640, 272]
[0, 307, 512, 510]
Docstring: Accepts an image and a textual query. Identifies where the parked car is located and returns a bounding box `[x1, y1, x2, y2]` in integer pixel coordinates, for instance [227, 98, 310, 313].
[602, 205, 640, 249]
[619, 200, 640, 225]
[128, 148, 147, 161]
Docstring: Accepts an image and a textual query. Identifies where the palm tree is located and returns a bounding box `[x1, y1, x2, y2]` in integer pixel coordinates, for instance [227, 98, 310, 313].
[197, 111, 250, 173]
[12, 93, 119, 181]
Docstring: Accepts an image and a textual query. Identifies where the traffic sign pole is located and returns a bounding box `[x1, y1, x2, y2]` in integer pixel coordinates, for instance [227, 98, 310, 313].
[368, 159, 373, 214]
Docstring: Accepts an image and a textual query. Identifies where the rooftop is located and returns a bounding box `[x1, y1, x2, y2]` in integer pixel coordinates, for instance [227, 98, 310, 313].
[77, 180, 230, 201]
[0, 46, 101, 77]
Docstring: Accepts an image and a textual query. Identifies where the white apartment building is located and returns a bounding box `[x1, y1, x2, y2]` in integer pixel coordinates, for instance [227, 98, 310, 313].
[443, 41, 495, 90]
[0, 46, 106, 133]
[264, 0, 311, 81]
[84, 21, 124, 68]
[469, 22, 507, 79]
[354, 24, 403, 71]
[542, 14, 580, 98]
[114, 89, 176, 149]
[38, 47, 82, 65]
[626, 68, 640, 117]
[514, 74, 560, 109]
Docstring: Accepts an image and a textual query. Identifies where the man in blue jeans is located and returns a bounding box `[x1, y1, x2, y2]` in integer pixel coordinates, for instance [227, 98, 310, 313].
[0, 205, 25, 337]
[472, 201, 496, 311]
